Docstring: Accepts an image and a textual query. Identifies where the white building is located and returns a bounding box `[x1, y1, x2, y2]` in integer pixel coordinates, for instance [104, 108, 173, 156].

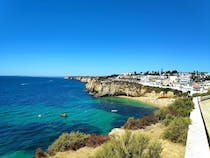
[169, 76, 178, 82]
[203, 81, 210, 90]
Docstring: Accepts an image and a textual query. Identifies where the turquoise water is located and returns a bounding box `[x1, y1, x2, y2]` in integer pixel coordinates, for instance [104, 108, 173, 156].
[0, 76, 157, 158]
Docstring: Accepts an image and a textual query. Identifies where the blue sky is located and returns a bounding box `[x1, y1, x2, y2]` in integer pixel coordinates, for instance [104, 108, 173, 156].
[0, 0, 210, 76]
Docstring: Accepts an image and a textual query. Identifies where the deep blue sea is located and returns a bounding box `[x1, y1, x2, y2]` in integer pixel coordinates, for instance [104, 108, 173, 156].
[0, 76, 157, 158]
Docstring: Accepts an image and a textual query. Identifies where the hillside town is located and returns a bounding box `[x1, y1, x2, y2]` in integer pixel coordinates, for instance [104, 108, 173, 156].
[113, 71, 210, 95]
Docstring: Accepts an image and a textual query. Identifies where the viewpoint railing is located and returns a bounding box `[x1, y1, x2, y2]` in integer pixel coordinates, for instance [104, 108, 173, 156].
[199, 95, 210, 146]
[185, 97, 210, 158]
[200, 95, 210, 101]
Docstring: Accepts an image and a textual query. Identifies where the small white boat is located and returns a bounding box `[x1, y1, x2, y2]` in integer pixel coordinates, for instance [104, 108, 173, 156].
[60, 113, 68, 117]
[111, 110, 118, 113]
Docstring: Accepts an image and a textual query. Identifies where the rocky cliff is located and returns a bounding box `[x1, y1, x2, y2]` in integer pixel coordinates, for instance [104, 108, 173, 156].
[65, 76, 98, 83]
[77, 77, 184, 98]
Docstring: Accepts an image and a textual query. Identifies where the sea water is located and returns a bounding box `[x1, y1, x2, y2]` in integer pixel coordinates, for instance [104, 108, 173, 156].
[0, 76, 157, 158]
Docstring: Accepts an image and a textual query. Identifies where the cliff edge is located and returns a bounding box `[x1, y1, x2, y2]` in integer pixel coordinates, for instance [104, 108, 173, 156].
[71, 76, 184, 98]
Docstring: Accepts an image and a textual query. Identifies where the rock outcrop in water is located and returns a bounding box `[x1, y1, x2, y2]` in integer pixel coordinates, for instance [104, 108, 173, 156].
[67, 76, 184, 98]
[33, 148, 48, 158]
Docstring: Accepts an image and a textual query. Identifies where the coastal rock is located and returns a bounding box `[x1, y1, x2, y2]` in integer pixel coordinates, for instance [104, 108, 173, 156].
[85, 78, 180, 98]
[86, 79, 143, 97]
[33, 148, 48, 158]
[71, 76, 183, 98]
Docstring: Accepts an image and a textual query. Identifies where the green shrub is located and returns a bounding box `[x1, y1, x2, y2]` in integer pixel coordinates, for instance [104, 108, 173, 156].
[127, 132, 150, 157]
[167, 98, 194, 117]
[123, 114, 159, 130]
[143, 86, 183, 97]
[47, 131, 89, 155]
[163, 117, 191, 144]
[146, 141, 162, 158]
[123, 96, 194, 130]
[155, 98, 193, 144]
[155, 97, 194, 121]
[91, 132, 162, 158]
[154, 107, 169, 120]
[162, 114, 175, 126]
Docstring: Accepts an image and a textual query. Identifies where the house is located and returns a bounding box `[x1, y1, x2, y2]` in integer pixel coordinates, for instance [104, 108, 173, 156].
[169, 76, 178, 83]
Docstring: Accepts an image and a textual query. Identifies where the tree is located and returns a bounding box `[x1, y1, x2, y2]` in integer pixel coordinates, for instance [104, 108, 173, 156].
[171, 70, 178, 74]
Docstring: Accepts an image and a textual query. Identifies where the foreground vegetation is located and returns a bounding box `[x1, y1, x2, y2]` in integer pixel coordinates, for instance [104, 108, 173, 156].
[47, 132, 89, 155]
[91, 131, 162, 158]
[47, 132, 110, 156]
[49, 123, 185, 158]
[124, 97, 193, 145]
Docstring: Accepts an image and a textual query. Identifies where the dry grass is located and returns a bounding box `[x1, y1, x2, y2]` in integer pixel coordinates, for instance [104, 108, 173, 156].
[51, 146, 101, 158]
[51, 123, 185, 158]
[149, 124, 185, 158]
[105, 123, 185, 158]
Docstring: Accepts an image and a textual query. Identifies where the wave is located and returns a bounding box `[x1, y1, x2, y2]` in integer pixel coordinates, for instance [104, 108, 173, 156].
[20, 83, 29, 86]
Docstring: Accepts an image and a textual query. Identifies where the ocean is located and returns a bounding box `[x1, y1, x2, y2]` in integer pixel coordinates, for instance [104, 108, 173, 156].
[0, 76, 157, 158]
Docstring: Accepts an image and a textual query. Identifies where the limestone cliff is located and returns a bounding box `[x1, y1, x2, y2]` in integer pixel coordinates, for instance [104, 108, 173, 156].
[81, 77, 184, 98]
[75, 76, 96, 83]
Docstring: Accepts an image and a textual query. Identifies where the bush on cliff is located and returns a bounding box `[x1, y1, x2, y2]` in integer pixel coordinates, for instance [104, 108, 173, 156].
[154, 98, 193, 144]
[47, 131, 89, 155]
[167, 98, 194, 117]
[155, 98, 194, 120]
[163, 117, 191, 144]
[162, 114, 175, 126]
[86, 134, 110, 147]
[154, 107, 168, 120]
[143, 86, 184, 97]
[123, 114, 159, 130]
[91, 132, 162, 158]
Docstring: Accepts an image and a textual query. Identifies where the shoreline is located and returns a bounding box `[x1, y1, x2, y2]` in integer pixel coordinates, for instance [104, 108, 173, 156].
[117, 95, 175, 108]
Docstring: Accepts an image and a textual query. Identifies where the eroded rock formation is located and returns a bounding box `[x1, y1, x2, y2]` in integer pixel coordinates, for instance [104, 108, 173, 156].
[71, 77, 184, 98]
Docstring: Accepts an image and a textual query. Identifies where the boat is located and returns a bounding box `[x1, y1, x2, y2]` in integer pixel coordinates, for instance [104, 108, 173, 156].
[60, 113, 68, 117]
[111, 110, 118, 113]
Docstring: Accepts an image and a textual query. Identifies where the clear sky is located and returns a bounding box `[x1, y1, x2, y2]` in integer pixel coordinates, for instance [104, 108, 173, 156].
[0, 0, 210, 76]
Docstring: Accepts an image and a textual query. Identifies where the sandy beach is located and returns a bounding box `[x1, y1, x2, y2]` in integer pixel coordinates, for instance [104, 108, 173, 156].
[117, 96, 175, 108]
